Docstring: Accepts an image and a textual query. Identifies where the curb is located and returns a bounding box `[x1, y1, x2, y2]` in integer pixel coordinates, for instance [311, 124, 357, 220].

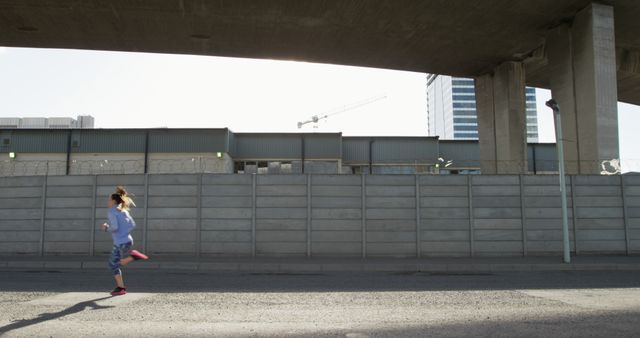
[2, 260, 639, 273]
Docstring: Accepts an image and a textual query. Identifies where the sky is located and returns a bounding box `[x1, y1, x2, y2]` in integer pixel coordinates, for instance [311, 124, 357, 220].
[0, 47, 639, 171]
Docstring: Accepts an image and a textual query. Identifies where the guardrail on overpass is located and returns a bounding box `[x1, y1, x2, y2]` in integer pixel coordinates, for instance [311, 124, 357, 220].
[1, 174, 638, 257]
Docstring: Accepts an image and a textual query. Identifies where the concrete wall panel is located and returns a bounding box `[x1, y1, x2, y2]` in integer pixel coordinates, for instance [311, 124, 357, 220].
[366, 175, 415, 186]
[421, 219, 470, 230]
[366, 186, 415, 197]
[148, 219, 198, 230]
[421, 208, 469, 219]
[366, 197, 415, 208]
[311, 243, 361, 256]
[420, 186, 468, 197]
[419, 175, 467, 185]
[201, 185, 252, 196]
[366, 208, 415, 220]
[148, 174, 199, 185]
[44, 242, 88, 254]
[147, 208, 197, 219]
[200, 219, 251, 231]
[148, 185, 198, 196]
[311, 219, 361, 231]
[473, 219, 522, 229]
[312, 230, 361, 242]
[256, 242, 306, 256]
[0, 197, 42, 209]
[202, 174, 252, 185]
[0, 176, 45, 187]
[0, 174, 633, 257]
[421, 241, 470, 256]
[312, 186, 361, 197]
[312, 197, 361, 208]
[202, 196, 252, 208]
[312, 175, 361, 186]
[256, 220, 306, 231]
[257, 197, 307, 208]
[202, 208, 252, 219]
[421, 197, 468, 208]
[257, 185, 306, 196]
[200, 242, 251, 255]
[422, 230, 469, 241]
[472, 175, 520, 185]
[0, 187, 45, 198]
[472, 196, 521, 208]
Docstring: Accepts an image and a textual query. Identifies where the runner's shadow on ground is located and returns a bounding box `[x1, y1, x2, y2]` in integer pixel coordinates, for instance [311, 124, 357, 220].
[0, 296, 114, 335]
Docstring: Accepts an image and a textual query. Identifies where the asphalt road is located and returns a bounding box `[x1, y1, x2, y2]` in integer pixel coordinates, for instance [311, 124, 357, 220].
[1, 269, 639, 337]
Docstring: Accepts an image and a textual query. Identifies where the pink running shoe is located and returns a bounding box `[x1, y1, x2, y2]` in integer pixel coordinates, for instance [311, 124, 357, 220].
[110, 287, 127, 296]
[130, 250, 149, 261]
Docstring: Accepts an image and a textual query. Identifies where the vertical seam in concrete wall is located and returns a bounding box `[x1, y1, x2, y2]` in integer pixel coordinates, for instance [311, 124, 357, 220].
[90, 175, 97, 256]
[307, 174, 312, 257]
[196, 174, 203, 258]
[520, 175, 527, 256]
[39, 177, 47, 257]
[142, 173, 149, 254]
[415, 174, 421, 258]
[252, 174, 256, 257]
[570, 175, 578, 255]
[621, 175, 630, 256]
[362, 174, 366, 258]
[468, 175, 474, 257]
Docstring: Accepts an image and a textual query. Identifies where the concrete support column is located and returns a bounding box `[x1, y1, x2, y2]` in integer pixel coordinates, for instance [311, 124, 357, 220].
[547, 3, 619, 174]
[475, 61, 527, 174]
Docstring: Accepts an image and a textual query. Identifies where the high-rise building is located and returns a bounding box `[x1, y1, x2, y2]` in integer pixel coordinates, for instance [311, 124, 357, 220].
[426, 75, 538, 142]
[0, 115, 94, 129]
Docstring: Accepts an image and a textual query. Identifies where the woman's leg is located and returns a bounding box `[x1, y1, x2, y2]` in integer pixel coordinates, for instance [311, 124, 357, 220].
[108, 244, 125, 288]
[121, 256, 134, 266]
[114, 274, 125, 288]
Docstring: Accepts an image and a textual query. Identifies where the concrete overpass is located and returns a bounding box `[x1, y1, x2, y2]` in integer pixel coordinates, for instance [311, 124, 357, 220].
[1, 0, 638, 174]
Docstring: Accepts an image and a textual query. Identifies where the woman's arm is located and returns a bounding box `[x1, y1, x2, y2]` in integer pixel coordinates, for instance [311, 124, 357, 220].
[103, 210, 119, 233]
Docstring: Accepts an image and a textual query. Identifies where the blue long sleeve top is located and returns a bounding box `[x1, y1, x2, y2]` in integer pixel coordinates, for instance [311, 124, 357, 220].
[106, 206, 136, 245]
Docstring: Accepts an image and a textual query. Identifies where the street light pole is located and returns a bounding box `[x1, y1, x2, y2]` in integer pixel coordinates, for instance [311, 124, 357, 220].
[546, 99, 571, 263]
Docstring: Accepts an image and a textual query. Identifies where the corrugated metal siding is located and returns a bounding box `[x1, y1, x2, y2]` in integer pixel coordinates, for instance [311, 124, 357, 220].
[234, 134, 302, 159]
[439, 141, 480, 168]
[342, 138, 370, 163]
[304, 134, 341, 159]
[372, 138, 438, 163]
[73, 130, 146, 153]
[529, 143, 558, 172]
[148, 129, 228, 153]
[227, 130, 236, 156]
[343, 137, 439, 164]
[2, 130, 68, 153]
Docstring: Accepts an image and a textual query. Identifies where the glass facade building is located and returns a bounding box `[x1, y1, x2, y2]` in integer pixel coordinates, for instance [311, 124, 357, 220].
[427, 75, 538, 142]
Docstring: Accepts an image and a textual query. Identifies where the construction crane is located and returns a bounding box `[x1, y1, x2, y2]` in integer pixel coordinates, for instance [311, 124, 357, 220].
[297, 94, 387, 129]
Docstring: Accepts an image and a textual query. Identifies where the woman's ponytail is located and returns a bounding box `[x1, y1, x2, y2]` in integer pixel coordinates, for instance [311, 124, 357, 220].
[112, 186, 135, 211]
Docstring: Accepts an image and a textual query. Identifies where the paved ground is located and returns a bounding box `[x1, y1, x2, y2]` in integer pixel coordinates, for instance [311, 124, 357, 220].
[1, 269, 640, 337]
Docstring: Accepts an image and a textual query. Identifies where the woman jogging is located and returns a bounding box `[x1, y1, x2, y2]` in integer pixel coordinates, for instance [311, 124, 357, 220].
[101, 186, 149, 296]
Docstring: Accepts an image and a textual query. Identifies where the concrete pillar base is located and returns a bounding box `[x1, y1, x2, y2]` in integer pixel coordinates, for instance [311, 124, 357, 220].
[474, 62, 527, 175]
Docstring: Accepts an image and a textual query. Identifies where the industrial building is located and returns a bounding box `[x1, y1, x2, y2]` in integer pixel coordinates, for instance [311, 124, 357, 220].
[0, 115, 95, 129]
[0, 128, 558, 176]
